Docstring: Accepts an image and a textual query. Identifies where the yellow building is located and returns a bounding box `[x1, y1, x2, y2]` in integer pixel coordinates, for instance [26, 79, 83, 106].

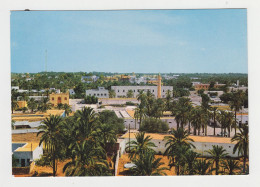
[17, 101, 27, 109]
[146, 74, 162, 98]
[49, 92, 69, 106]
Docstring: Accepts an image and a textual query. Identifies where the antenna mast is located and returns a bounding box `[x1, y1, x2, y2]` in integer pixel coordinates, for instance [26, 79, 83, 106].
[45, 50, 48, 73]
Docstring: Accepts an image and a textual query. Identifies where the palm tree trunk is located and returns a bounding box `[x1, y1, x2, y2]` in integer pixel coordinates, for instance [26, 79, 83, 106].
[213, 113, 216, 136]
[188, 122, 190, 134]
[53, 151, 56, 177]
[205, 123, 207, 136]
[234, 111, 237, 135]
[193, 125, 196, 135]
[216, 161, 219, 175]
[177, 122, 179, 130]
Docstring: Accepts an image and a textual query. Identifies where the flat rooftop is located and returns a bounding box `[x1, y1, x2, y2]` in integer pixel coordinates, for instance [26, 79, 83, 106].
[12, 142, 39, 152]
[12, 110, 65, 122]
[121, 132, 236, 144]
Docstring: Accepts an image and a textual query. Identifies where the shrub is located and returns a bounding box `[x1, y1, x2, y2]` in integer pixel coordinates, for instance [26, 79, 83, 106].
[126, 101, 135, 106]
[140, 117, 169, 133]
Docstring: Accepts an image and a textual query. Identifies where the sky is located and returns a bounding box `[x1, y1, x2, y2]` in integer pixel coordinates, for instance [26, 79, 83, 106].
[10, 9, 248, 73]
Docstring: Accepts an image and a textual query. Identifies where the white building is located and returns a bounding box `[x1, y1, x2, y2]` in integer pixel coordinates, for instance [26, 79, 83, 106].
[69, 89, 75, 95]
[111, 86, 173, 98]
[119, 133, 239, 157]
[12, 142, 43, 167]
[86, 87, 109, 98]
[81, 75, 99, 83]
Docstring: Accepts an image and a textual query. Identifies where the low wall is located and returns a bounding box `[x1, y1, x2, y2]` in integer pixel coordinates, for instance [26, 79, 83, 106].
[12, 167, 30, 175]
[114, 150, 120, 176]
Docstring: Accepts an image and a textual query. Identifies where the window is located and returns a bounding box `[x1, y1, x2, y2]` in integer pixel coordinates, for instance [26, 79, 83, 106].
[94, 94, 96, 96]
[163, 90, 165, 92]
[123, 90, 125, 92]
[89, 94, 91, 96]
[153, 90, 154, 92]
[64, 97, 67, 100]
[118, 90, 119, 92]
[101, 94, 103, 96]
[27, 159, 30, 164]
[134, 90, 135, 92]
[97, 94, 100, 96]
[52, 97, 54, 101]
[104, 94, 107, 96]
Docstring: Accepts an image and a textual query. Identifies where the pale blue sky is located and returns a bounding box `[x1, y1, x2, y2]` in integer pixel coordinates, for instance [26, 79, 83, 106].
[11, 9, 248, 73]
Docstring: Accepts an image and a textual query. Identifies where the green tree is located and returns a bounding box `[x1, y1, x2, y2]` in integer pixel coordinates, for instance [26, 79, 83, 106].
[126, 132, 156, 159]
[63, 104, 72, 116]
[73, 107, 99, 142]
[210, 106, 218, 136]
[232, 123, 248, 174]
[206, 145, 228, 175]
[21, 107, 28, 113]
[99, 110, 125, 134]
[57, 103, 64, 110]
[194, 159, 212, 175]
[74, 83, 85, 98]
[63, 140, 111, 176]
[126, 89, 134, 98]
[11, 89, 19, 114]
[28, 98, 38, 113]
[109, 90, 116, 98]
[139, 117, 169, 133]
[221, 158, 240, 175]
[129, 151, 168, 176]
[96, 123, 117, 149]
[37, 115, 63, 177]
[164, 128, 195, 175]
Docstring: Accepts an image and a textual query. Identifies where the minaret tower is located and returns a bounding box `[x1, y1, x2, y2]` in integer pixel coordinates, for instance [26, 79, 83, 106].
[157, 73, 162, 98]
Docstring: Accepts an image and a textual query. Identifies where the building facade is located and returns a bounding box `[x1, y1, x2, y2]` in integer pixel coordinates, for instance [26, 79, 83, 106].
[111, 85, 173, 98]
[86, 87, 109, 98]
[49, 92, 69, 106]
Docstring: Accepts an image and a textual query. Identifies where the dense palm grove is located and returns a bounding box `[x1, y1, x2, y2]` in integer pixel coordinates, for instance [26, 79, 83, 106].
[35, 108, 124, 176]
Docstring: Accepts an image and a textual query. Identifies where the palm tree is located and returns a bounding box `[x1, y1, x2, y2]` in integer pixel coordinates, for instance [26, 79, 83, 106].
[28, 98, 37, 113]
[11, 89, 19, 114]
[129, 151, 168, 176]
[126, 131, 156, 159]
[63, 104, 72, 116]
[221, 158, 240, 175]
[210, 106, 218, 136]
[194, 159, 212, 175]
[217, 110, 227, 137]
[164, 128, 195, 175]
[126, 89, 134, 98]
[165, 90, 172, 111]
[171, 97, 192, 129]
[134, 108, 140, 129]
[63, 140, 111, 176]
[96, 123, 117, 149]
[37, 115, 63, 177]
[74, 107, 99, 141]
[232, 123, 248, 173]
[183, 150, 200, 175]
[206, 145, 228, 175]
[229, 90, 245, 135]
[38, 97, 51, 112]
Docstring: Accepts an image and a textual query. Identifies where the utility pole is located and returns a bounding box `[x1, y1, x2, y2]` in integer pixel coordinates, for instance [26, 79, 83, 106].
[129, 124, 130, 153]
[45, 50, 48, 73]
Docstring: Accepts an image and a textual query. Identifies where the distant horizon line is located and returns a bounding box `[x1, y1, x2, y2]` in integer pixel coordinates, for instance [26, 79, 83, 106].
[11, 71, 248, 74]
